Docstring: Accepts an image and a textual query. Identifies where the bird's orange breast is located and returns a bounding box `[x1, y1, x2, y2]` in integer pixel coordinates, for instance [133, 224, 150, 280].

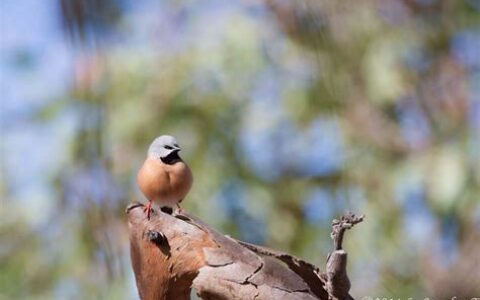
[137, 157, 193, 205]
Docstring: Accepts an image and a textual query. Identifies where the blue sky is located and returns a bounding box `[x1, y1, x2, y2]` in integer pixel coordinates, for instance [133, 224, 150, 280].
[1, 0, 74, 224]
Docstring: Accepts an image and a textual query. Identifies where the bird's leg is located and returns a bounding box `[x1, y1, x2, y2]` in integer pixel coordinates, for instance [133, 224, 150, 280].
[176, 203, 184, 215]
[144, 201, 153, 220]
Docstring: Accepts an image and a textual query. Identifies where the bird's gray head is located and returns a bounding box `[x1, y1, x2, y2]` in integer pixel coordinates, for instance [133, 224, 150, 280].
[148, 135, 182, 159]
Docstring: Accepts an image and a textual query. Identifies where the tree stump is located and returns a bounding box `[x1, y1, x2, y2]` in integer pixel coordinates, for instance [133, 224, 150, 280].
[127, 202, 363, 300]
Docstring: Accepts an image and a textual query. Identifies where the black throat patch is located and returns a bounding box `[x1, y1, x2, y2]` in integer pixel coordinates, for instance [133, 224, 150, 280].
[160, 150, 181, 165]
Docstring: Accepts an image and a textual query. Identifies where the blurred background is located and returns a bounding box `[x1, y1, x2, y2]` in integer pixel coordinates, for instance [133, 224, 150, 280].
[1, 0, 479, 299]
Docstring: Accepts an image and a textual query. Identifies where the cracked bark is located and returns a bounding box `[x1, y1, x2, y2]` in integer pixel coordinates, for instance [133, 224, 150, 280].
[127, 202, 362, 300]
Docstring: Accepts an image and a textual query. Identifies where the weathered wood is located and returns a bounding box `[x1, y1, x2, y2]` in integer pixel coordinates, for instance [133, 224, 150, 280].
[127, 202, 361, 300]
[128, 202, 215, 300]
[326, 213, 364, 300]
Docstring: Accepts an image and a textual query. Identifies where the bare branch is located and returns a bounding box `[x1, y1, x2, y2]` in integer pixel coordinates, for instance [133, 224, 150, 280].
[326, 213, 364, 300]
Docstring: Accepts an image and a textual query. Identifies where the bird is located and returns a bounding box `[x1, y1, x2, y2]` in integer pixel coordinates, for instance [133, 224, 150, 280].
[137, 135, 193, 219]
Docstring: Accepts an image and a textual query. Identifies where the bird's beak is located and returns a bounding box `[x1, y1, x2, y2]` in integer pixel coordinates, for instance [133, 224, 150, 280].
[174, 146, 181, 151]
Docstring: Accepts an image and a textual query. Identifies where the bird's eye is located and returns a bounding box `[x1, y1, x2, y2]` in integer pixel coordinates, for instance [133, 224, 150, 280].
[164, 145, 173, 150]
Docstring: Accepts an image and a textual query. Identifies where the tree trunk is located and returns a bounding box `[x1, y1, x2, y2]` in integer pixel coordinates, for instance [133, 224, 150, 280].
[127, 203, 362, 300]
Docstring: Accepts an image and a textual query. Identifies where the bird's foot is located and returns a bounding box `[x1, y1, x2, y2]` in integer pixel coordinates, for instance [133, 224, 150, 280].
[175, 204, 184, 215]
[144, 201, 153, 220]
